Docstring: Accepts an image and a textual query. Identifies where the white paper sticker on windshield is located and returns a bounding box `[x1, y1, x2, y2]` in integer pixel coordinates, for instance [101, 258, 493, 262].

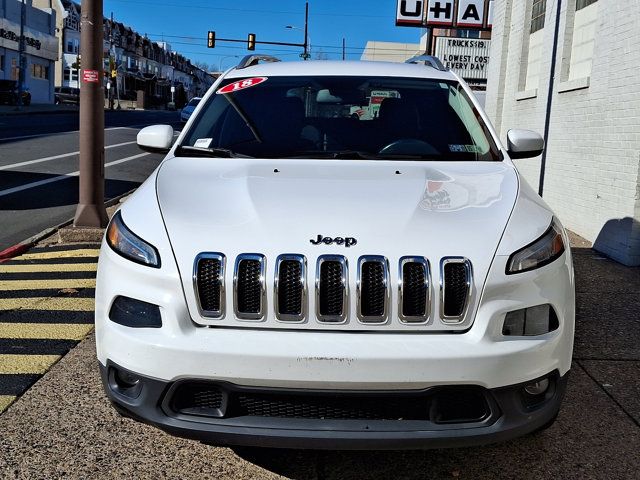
[194, 138, 213, 148]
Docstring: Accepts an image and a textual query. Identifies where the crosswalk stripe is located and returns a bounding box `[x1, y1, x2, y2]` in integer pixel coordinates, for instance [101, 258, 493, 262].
[0, 263, 98, 273]
[0, 279, 96, 291]
[0, 395, 16, 412]
[0, 297, 95, 311]
[0, 354, 60, 374]
[12, 249, 100, 261]
[0, 323, 93, 341]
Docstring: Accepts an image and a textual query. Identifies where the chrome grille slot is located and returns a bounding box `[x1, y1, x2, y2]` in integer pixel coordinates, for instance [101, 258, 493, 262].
[193, 253, 225, 318]
[275, 255, 307, 322]
[316, 255, 348, 323]
[440, 258, 472, 323]
[357, 256, 389, 324]
[399, 257, 430, 323]
[234, 254, 266, 321]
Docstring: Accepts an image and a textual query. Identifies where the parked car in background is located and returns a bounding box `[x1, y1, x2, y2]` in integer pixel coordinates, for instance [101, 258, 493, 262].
[0, 80, 31, 106]
[55, 87, 80, 105]
[180, 97, 201, 122]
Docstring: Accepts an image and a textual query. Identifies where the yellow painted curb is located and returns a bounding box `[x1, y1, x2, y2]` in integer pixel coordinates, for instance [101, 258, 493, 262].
[0, 354, 60, 374]
[0, 297, 95, 312]
[0, 323, 94, 340]
[0, 279, 96, 291]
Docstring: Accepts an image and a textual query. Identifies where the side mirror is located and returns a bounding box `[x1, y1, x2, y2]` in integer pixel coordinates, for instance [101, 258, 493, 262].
[137, 125, 174, 154]
[507, 129, 544, 159]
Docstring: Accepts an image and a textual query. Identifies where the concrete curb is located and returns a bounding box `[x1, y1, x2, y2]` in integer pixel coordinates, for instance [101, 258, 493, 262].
[0, 188, 136, 263]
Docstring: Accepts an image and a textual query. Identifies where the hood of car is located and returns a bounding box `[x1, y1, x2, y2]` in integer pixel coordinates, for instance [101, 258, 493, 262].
[156, 156, 519, 324]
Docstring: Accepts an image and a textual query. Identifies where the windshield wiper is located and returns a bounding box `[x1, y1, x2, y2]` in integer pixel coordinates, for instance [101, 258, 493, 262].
[176, 146, 251, 158]
[284, 150, 374, 160]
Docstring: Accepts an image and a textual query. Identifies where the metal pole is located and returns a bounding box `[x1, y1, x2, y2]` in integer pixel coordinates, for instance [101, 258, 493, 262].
[303, 2, 310, 60]
[16, 0, 26, 110]
[74, 0, 108, 227]
[538, 0, 562, 197]
[342, 38, 346, 60]
[109, 12, 114, 110]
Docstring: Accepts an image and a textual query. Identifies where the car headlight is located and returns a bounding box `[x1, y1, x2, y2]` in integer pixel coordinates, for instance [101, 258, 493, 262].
[507, 218, 565, 274]
[106, 211, 161, 268]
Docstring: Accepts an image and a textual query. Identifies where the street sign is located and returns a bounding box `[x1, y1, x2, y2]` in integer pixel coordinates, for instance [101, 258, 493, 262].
[396, 0, 494, 29]
[82, 69, 100, 83]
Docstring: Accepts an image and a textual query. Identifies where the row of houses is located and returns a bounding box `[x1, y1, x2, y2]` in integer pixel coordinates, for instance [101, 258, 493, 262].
[1, 0, 214, 105]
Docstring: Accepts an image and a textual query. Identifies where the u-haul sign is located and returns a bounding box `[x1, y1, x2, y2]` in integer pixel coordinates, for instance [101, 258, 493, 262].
[396, 0, 494, 29]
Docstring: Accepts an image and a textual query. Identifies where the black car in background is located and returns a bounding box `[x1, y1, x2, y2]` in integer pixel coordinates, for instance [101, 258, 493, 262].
[54, 86, 80, 105]
[0, 80, 32, 106]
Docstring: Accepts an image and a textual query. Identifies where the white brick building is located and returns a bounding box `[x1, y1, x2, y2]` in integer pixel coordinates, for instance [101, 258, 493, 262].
[485, 0, 640, 266]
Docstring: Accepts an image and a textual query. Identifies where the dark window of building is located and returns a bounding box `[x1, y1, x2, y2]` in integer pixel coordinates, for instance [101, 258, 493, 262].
[31, 64, 49, 80]
[0, 54, 4, 72]
[576, 0, 597, 10]
[11, 59, 19, 81]
[530, 0, 547, 33]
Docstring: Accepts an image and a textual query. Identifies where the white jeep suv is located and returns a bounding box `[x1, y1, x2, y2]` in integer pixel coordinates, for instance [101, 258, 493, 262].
[96, 55, 575, 449]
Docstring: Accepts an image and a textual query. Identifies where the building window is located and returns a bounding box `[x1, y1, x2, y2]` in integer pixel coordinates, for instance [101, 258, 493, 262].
[576, 0, 597, 10]
[530, 0, 546, 33]
[64, 68, 71, 81]
[0, 54, 4, 72]
[567, 0, 598, 81]
[11, 58, 19, 81]
[31, 63, 49, 80]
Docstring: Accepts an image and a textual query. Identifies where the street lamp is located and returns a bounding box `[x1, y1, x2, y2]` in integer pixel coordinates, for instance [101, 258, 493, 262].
[219, 55, 239, 71]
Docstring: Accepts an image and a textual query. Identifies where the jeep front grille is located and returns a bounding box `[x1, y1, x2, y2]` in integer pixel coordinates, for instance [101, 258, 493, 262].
[440, 258, 472, 323]
[192, 253, 475, 329]
[316, 255, 348, 323]
[193, 253, 225, 318]
[399, 257, 430, 323]
[274, 255, 306, 322]
[357, 256, 389, 323]
[234, 254, 266, 320]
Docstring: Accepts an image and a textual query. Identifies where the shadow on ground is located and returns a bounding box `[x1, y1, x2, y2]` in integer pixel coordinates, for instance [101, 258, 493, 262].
[0, 172, 139, 210]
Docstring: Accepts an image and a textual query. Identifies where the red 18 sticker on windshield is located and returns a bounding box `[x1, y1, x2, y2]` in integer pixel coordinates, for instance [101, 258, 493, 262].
[216, 77, 268, 94]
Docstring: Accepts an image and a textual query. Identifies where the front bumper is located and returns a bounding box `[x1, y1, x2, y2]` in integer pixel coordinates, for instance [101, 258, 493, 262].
[101, 362, 568, 450]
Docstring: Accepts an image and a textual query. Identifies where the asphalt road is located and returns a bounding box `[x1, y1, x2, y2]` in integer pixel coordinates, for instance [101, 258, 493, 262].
[0, 110, 181, 251]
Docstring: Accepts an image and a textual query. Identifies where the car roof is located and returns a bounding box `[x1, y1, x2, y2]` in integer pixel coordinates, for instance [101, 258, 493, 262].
[224, 60, 458, 82]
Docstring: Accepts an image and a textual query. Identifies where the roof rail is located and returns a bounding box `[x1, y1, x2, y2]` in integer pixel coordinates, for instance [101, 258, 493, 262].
[405, 55, 447, 72]
[237, 54, 281, 69]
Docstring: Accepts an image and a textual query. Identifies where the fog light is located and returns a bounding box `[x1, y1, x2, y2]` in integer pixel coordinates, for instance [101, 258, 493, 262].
[524, 378, 550, 396]
[503, 304, 559, 336]
[109, 296, 162, 328]
[114, 369, 140, 389]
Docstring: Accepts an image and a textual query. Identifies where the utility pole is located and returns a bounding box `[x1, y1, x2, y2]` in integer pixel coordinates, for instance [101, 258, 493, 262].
[16, 0, 26, 110]
[342, 38, 346, 60]
[109, 12, 114, 110]
[74, 0, 108, 228]
[302, 1, 310, 60]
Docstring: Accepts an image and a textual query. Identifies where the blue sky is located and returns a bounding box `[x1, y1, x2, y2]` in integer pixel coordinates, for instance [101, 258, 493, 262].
[102, 0, 425, 69]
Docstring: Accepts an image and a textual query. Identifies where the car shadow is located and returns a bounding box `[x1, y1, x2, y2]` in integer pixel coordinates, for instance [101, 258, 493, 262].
[0, 171, 139, 210]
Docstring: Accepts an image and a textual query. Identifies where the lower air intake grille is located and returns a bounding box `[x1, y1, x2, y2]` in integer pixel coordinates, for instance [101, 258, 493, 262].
[195, 254, 225, 318]
[168, 382, 492, 424]
[235, 255, 265, 320]
[317, 256, 347, 322]
[442, 259, 471, 321]
[276, 255, 305, 321]
[358, 257, 388, 322]
[401, 260, 429, 320]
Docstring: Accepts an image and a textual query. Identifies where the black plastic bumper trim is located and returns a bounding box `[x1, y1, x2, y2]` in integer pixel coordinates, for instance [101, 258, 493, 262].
[99, 361, 569, 450]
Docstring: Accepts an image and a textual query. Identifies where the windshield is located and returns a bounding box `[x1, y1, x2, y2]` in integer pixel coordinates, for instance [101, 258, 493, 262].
[179, 76, 501, 161]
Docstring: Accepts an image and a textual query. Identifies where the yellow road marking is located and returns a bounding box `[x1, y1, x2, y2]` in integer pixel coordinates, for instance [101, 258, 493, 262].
[15, 249, 100, 261]
[0, 323, 93, 341]
[0, 263, 97, 273]
[0, 395, 16, 412]
[0, 297, 95, 312]
[0, 279, 96, 291]
[0, 354, 60, 374]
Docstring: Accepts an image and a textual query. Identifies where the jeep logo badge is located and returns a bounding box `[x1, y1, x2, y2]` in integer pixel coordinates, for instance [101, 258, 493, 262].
[310, 235, 357, 248]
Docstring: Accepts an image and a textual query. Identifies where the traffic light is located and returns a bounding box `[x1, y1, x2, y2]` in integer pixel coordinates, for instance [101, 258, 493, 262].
[207, 31, 215, 48]
[247, 33, 256, 51]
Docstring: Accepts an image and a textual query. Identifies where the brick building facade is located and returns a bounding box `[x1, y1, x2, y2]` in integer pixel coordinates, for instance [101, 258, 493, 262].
[485, 0, 640, 266]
